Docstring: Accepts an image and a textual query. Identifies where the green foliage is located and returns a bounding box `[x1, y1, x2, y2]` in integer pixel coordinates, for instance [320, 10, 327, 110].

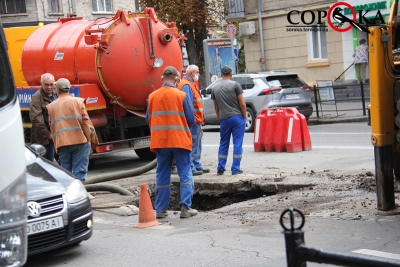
[238, 45, 246, 73]
[234, 21, 246, 73]
[138, 0, 224, 32]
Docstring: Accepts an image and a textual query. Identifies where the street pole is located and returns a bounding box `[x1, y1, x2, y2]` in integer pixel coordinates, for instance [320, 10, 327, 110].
[226, 24, 237, 74]
[231, 35, 235, 73]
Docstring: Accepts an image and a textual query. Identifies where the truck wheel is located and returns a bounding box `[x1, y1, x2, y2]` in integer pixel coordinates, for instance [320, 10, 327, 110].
[135, 148, 156, 160]
[245, 107, 255, 132]
[88, 159, 96, 169]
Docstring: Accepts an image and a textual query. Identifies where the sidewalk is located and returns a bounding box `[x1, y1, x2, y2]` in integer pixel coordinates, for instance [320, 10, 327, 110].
[308, 100, 369, 125]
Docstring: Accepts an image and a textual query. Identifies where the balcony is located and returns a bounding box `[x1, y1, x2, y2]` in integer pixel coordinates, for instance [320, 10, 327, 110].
[225, 0, 245, 22]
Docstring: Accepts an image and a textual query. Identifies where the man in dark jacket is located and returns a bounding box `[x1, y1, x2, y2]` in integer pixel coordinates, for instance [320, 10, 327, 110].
[29, 73, 58, 162]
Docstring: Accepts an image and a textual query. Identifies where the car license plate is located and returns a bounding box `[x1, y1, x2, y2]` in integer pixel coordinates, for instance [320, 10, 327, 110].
[133, 138, 150, 147]
[27, 216, 63, 236]
[284, 94, 300, 100]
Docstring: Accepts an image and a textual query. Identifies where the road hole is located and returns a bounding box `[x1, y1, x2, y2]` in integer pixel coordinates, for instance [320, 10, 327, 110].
[147, 181, 277, 211]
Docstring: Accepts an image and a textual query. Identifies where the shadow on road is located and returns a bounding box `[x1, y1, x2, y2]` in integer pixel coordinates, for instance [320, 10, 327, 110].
[202, 125, 220, 132]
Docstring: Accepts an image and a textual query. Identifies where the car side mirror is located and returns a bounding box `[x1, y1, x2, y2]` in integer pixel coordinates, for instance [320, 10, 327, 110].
[201, 89, 207, 97]
[30, 144, 47, 156]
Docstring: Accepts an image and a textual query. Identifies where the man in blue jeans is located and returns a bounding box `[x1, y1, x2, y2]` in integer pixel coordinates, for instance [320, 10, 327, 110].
[178, 65, 210, 176]
[47, 78, 91, 182]
[211, 66, 247, 175]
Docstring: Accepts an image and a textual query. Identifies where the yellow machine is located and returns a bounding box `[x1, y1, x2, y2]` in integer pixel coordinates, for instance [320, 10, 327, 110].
[369, 1, 400, 210]
[3, 26, 40, 87]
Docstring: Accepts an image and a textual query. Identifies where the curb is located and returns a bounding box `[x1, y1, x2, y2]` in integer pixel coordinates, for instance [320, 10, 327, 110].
[308, 116, 368, 125]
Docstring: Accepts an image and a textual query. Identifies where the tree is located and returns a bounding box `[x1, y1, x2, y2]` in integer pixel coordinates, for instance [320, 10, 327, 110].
[138, 0, 225, 88]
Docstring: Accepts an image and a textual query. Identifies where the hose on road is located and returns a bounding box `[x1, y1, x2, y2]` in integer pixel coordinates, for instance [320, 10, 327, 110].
[83, 158, 157, 195]
[84, 183, 134, 196]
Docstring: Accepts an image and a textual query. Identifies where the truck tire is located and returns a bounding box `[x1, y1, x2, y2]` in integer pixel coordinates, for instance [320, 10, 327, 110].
[88, 159, 96, 169]
[135, 148, 156, 160]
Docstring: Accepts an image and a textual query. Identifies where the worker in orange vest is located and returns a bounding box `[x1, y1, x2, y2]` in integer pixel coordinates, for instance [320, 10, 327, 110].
[47, 78, 91, 181]
[178, 64, 210, 176]
[146, 66, 198, 219]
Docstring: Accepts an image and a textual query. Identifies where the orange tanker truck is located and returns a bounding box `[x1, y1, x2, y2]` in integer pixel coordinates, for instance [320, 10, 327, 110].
[5, 8, 184, 166]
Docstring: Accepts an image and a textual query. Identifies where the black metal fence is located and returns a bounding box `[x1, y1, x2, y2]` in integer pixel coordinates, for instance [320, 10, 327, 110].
[280, 208, 400, 267]
[313, 82, 370, 118]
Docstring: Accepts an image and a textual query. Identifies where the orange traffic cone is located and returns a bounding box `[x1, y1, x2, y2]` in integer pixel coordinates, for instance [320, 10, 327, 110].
[134, 184, 161, 228]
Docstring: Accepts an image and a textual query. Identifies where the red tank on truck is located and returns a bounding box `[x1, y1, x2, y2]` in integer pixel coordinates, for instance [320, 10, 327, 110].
[4, 8, 185, 165]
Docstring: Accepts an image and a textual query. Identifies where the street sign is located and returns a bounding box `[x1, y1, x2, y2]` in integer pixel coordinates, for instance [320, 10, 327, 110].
[226, 24, 237, 38]
[234, 48, 238, 62]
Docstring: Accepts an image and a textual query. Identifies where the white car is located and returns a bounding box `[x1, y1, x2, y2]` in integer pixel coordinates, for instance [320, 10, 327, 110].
[202, 71, 313, 132]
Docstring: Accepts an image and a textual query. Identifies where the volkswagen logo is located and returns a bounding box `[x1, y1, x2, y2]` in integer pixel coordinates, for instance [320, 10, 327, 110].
[27, 201, 42, 217]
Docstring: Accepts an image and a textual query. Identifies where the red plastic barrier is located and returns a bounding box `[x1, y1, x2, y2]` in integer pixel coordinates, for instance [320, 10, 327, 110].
[297, 112, 312, 151]
[253, 109, 268, 152]
[253, 107, 312, 153]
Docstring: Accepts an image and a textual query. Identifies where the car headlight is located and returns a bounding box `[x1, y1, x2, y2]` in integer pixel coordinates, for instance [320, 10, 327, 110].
[0, 225, 26, 267]
[0, 173, 27, 267]
[65, 180, 87, 203]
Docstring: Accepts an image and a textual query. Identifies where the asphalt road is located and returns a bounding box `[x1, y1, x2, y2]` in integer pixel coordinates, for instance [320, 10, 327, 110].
[25, 122, 400, 267]
[87, 122, 373, 176]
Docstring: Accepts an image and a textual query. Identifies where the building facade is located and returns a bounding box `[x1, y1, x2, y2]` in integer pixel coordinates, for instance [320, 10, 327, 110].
[226, 0, 391, 85]
[0, 0, 139, 26]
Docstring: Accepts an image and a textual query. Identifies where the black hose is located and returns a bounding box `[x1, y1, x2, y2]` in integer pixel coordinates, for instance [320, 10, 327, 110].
[84, 158, 157, 185]
[84, 183, 135, 196]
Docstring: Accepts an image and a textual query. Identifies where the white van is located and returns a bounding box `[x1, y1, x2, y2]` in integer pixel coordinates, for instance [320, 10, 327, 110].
[0, 22, 27, 266]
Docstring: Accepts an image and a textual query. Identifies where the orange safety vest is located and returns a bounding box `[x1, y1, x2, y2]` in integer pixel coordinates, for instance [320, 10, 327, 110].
[147, 86, 192, 152]
[47, 96, 89, 153]
[178, 78, 204, 125]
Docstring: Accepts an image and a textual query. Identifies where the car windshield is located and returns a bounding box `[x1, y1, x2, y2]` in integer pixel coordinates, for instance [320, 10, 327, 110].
[265, 75, 304, 88]
[205, 79, 222, 94]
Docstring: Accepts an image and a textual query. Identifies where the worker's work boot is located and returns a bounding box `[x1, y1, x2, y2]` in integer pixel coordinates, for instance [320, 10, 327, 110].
[180, 206, 198, 218]
[192, 170, 203, 176]
[156, 211, 168, 219]
[197, 168, 210, 173]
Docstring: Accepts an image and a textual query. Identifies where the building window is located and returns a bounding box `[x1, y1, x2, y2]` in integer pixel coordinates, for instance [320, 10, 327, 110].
[0, 0, 26, 14]
[48, 0, 61, 13]
[92, 0, 112, 12]
[308, 23, 328, 60]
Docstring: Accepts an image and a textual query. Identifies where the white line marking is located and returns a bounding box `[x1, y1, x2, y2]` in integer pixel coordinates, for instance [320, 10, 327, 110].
[203, 145, 373, 149]
[310, 132, 370, 135]
[352, 249, 400, 260]
[287, 117, 293, 143]
[310, 145, 372, 150]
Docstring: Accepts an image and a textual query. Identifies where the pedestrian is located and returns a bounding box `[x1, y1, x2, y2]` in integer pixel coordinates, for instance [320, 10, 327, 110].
[178, 64, 210, 176]
[146, 66, 198, 219]
[352, 38, 368, 84]
[29, 73, 58, 162]
[46, 78, 91, 182]
[211, 66, 246, 175]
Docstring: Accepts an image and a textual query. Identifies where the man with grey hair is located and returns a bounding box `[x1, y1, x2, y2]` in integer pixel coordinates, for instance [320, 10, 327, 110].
[29, 73, 58, 162]
[177, 64, 210, 176]
[211, 66, 246, 175]
[47, 78, 91, 182]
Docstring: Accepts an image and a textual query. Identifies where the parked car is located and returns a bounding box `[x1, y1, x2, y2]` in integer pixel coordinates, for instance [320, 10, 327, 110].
[202, 71, 313, 132]
[25, 144, 93, 256]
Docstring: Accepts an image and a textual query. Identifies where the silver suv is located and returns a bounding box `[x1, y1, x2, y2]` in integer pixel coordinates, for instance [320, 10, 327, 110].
[202, 71, 313, 132]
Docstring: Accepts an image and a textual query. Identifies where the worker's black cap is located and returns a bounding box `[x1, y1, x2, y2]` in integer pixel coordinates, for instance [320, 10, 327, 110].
[163, 66, 179, 76]
[221, 66, 232, 75]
